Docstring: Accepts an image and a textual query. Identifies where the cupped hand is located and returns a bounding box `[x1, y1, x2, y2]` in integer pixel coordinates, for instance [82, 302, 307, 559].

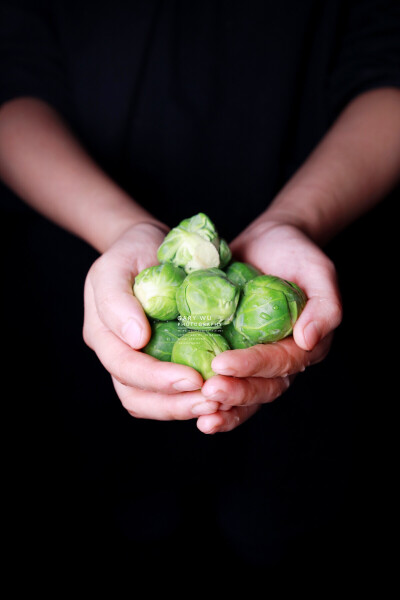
[197, 221, 343, 434]
[82, 222, 220, 420]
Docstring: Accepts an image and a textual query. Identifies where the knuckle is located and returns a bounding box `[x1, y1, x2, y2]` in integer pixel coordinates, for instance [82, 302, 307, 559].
[157, 364, 179, 390]
[246, 345, 267, 375]
[89, 254, 106, 280]
[116, 386, 144, 419]
[274, 346, 294, 376]
[126, 408, 142, 419]
[113, 373, 129, 387]
[163, 401, 183, 421]
[236, 380, 253, 405]
[265, 378, 286, 403]
[280, 375, 291, 393]
[324, 255, 337, 274]
[82, 321, 93, 349]
[330, 300, 343, 328]
[246, 343, 296, 378]
[221, 413, 241, 432]
[321, 255, 338, 281]
[112, 351, 135, 386]
[112, 374, 130, 403]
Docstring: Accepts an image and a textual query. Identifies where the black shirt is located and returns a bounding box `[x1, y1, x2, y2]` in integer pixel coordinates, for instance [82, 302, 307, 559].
[1, 1, 399, 566]
[1, 0, 400, 239]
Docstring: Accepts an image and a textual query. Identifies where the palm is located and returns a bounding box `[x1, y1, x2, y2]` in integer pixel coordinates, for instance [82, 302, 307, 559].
[230, 223, 332, 293]
[196, 221, 343, 433]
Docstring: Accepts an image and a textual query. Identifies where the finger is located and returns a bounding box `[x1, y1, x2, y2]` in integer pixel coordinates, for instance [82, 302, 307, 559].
[201, 374, 290, 406]
[293, 294, 342, 351]
[212, 333, 333, 378]
[113, 378, 220, 420]
[101, 330, 204, 392]
[89, 252, 152, 349]
[196, 405, 261, 434]
[84, 283, 203, 392]
[293, 260, 343, 351]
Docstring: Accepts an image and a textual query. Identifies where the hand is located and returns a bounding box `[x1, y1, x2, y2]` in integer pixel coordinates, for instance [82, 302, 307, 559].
[82, 222, 220, 420]
[198, 220, 343, 434]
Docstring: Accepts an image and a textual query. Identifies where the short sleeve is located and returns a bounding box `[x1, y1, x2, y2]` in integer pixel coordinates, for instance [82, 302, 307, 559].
[0, 0, 70, 117]
[328, 0, 400, 118]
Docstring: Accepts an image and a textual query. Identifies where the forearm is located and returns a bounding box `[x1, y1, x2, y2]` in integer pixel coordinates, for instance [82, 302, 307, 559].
[261, 87, 400, 245]
[0, 97, 165, 253]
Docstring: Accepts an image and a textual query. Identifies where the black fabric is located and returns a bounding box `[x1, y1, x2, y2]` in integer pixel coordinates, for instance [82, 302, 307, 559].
[1, 0, 400, 233]
[1, 0, 399, 576]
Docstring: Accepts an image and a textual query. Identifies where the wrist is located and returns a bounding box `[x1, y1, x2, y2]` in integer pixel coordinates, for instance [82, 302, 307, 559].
[92, 207, 169, 254]
[253, 184, 337, 247]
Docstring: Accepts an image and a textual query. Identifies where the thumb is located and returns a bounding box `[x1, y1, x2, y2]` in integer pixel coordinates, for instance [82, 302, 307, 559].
[293, 261, 343, 351]
[293, 295, 343, 351]
[89, 252, 152, 350]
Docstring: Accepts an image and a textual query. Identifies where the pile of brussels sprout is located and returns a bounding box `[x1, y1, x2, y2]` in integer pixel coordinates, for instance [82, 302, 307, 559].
[133, 213, 307, 380]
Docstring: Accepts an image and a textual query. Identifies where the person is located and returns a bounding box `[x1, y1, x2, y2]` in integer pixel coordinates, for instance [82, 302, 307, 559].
[1, 0, 399, 570]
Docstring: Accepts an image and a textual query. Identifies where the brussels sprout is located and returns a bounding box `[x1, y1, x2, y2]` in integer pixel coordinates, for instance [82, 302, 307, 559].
[143, 321, 188, 361]
[288, 281, 308, 307]
[218, 238, 232, 269]
[177, 212, 218, 241]
[157, 213, 230, 273]
[232, 275, 307, 344]
[225, 261, 262, 289]
[171, 331, 230, 380]
[176, 267, 240, 330]
[222, 321, 254, 349]
[133, 263, 186, 321]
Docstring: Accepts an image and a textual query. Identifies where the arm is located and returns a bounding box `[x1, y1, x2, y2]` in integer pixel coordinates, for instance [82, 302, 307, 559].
[249, 87, 400, 246]
[0, 97, 219, 420]
[198, 87, 400, 434]
[0, 97, 166, 252]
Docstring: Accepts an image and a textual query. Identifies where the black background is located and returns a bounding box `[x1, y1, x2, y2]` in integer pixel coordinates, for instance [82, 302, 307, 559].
[1, 0, 399, 584]
[1, 183, 397, 580]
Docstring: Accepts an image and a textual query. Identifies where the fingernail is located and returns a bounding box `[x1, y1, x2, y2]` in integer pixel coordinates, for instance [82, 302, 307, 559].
[192, 402, 219, 416]
[173, 379, 201, 392]
[303, 321, 321, 350]
[212, 364, 235, 376]
[122, 318, 144, 348]
[202, 388, 225, 401]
